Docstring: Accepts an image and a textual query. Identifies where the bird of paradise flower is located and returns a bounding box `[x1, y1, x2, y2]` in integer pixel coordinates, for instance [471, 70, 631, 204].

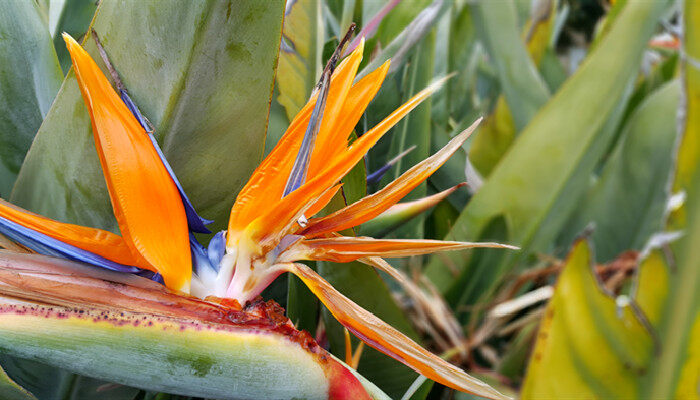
[0, 30, 516, 400]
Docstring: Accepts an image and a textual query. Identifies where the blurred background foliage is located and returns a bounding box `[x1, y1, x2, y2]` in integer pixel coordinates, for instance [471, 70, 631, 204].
[0, 0, 697, 399]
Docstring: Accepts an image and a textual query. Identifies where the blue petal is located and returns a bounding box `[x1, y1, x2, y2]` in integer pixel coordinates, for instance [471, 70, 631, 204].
[283, 70, 332, 197]
[189, 233, 215, 275]
[366, 163, 392, 185]
[137, 271, 165, 285]
[206, 231, 226, 271]
[119, 89, 213, 234]
[0, 216, 141, 273]
[367, 145, 416, 185]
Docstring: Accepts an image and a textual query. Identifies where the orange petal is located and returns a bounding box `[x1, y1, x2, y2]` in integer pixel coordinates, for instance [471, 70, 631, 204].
[284, 262, 509, 400]
[282, 235, 517, 263]
[360, 183, 466, 236]
[246, 79, 447, 251]
[301, 118, 481, 238]
[64, 34, 190, 291]
[0, 200, 147, 268]
[307, 58, 390, 177]
[228, 45, 367, 242]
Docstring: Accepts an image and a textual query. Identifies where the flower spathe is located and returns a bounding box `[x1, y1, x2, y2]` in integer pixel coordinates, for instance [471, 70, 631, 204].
[0, 33, 515, 399]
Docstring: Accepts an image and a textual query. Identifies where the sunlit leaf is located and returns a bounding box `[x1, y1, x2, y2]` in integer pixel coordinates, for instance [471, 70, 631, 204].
[669, 0, 700, 229]
[521, 240, 654, 399]
[277, 0, 324, 121]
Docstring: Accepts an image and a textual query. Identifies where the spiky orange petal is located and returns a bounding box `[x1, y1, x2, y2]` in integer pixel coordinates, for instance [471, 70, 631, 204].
[285, 262, 509, 400]
[64, 34, 191, 291]
[307, 59, 390, 177]
[228, 44, 367, 242]
[246, 80, 447, 251]
[283, 236, 517, 263]
[301, 118, 481, 238]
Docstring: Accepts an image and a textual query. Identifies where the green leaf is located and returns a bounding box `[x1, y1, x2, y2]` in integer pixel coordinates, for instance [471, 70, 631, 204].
[523, 4, 699, 395]
[558, 80, 681, 262]
[468, 0, 556, 176]
[520, 239, 655, 399]
[445, 2, 478, 119]
[11, 0, 285, 235]
[276, 0, 324, 121]
[0, 0, 62, 197]
[357, 0, 448, 80]
[0, 362, 36, 400]
[367, 0, 431, 50]
[425, 0, 671, 309]
[521, 179, 700, 399]
[383, 30, 435, 239]
[642, 2, 700, 397]
[0, 358, 140, 400]
[669, 0, 700, 229]
[49, 0, 99, 74]
[469, 0, 550, 131]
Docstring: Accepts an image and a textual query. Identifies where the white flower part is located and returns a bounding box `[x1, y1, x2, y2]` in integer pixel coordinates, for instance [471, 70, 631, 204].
[297, 214, 308, 228]
[190, 274, 210, 298]
[214, 249, 238, 297]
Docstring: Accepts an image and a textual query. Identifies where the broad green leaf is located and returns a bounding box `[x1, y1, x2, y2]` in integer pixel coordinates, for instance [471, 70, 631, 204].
[469, 0, 556, 176]
[338, 0, 356, 37]
[445, 2, 478, 119]
[425, 0, 671, 309]
[538, 47, 568, 92]
[0, 0, 62, 197]
[48, 0, 98, 74]
[0, 357, 73, 400]
[11, 0, 285, 235]
[559, 80, 681, 262]
[520, 240, 655, 399]
[276, 0, 324, 121]
[522, 43, 700, 396]
[0, 362, 36, 400]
